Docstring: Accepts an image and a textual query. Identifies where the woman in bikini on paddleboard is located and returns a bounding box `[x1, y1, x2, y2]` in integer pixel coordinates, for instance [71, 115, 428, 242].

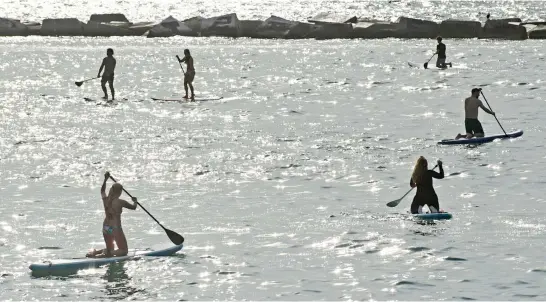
[87, 172, 138, 258]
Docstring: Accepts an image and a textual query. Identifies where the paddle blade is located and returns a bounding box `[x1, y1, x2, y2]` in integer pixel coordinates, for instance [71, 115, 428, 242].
[423, 62, 428, 69]
[386, 198, 402, 207]
[165, 228, 184, 245]
[75, 81, 83, 87]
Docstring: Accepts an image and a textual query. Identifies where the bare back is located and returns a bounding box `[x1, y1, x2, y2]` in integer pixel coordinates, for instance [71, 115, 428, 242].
[102, 56, 116, 76]
[183, 56, 194, 72]
[464, 96, 483, 119]
[101, 196, 130, 227]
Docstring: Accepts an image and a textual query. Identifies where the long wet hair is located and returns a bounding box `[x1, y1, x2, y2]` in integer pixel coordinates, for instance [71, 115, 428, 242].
[411, 156, 428, 186]
[104, 183, 122, 217]
[108, 183, 122, 200]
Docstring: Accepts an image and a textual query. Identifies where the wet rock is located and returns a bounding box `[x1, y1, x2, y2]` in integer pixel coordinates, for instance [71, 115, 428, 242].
[23, 21, 41, 35]
[183, 16, 207, 33]
[395, 16, 439, 38]
[440, 19, 482, 38]
[285, 22, 318, 39]
[240, 20, 263, 37]
[353, 18, 438, 39]
[89, 14, 129, 23]
[128, 22, 155, 36]
[254, 16, 297, 39]
[147, 16, 196, 38]
[528, 25, 546, 39]
[312, 23, 353, 39]
[308, 13, 357, 25]
[0, 18, 29, 36]
[84, 21, 134, 37]
[202, 13, 242, 37]
[41, 18, 85, 36]
[352, 21, 403, 38]
[481, 18, 527, 40]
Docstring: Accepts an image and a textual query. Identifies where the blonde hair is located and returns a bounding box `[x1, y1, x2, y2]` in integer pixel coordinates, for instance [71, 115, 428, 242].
[107, 183, 123, 203]
[411, 156, 428, 186]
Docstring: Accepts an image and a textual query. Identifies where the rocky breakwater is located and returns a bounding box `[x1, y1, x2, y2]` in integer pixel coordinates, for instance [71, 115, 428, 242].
[0, 13, 543, 40]
[0, 18, 29, 36]
[480, 18, 527, 40]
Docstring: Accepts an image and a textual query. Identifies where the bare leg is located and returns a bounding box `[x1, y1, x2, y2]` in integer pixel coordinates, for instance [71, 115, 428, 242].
[183, 81, 189, 98]
[109, 81, 115, 100]
[101, 82, 108, 99]
[189, 82, 195, 100]
[86, 248, 104, 257]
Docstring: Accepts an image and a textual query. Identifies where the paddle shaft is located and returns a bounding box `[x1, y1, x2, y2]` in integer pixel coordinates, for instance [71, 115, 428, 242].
[82, 77, 98, 82]
[108, 176, 167, 230]
[176, 55, 186, 74]
[423, 53, 436, 69]
[480, 91, 508, 136]
[427, 53, 436, 63]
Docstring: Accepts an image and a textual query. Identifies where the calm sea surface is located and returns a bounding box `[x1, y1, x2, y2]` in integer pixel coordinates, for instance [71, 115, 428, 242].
[1, 1, 546, 301]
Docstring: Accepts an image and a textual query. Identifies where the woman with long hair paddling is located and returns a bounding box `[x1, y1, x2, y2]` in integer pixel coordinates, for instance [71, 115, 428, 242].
[86, 172, 138, 258]
[410, 157, 444, 214]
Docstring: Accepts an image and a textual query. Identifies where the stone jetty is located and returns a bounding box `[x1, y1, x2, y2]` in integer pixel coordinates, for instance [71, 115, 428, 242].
[0, 13, 544, 40]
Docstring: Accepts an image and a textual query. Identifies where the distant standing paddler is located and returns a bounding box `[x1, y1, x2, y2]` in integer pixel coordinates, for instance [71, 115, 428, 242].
[435, 36, 452, 69]
[177, 49, 195, 100]
[98, 48, 116, 100]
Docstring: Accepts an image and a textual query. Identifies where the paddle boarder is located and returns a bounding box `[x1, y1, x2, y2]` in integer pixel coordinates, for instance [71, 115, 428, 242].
[435, 36, 452, 69]
[455, 88, 496, 139]
[97, 48, 116, 101]
[409, 156, 444, 214]
[86, 172, 138, 258]
[177, 49, 195, 100]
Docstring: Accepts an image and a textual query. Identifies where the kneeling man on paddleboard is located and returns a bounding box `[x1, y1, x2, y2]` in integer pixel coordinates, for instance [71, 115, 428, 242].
[455, 88, 495, 139]
[410, 156, 444, 214]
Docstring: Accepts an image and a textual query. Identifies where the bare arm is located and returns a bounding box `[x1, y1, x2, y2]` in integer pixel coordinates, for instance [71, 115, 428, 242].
[122, 197, 138, 210]
[479, 104, 495, 115]
[98, 58, 105, 77]
[101, 171, 110, 199]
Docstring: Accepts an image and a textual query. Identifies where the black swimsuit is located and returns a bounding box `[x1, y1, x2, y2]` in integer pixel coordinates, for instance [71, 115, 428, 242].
[410, 166, 444, 214]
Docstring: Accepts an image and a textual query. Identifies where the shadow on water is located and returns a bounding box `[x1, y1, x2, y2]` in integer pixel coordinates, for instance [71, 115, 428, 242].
[102, 262, 147, 299]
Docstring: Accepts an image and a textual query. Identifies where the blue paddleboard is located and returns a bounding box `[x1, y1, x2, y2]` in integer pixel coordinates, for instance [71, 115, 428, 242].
[413, 212, 452, 220]
[29, 244, 183, 275]
[438, 130, 523, 145]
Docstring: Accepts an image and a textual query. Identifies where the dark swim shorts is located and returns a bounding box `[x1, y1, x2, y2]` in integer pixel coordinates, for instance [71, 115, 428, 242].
[465, 118, 484, 135]
[101, 74, 114, 84]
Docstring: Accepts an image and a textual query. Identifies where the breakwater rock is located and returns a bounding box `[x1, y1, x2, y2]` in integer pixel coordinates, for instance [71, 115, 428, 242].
[1, 13, 544, 40]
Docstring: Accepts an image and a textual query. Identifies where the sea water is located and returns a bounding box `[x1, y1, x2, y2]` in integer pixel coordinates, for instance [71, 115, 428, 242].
[1, 1, 546, 301]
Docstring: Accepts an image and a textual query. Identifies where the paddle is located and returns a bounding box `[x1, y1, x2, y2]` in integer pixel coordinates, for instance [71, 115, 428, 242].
[75, 77, 99, 87]
[423, 53, 436, 69]
[480, 90, 508, 137]
[175, 55, 186, 74]
[109, 175, 184, 245]
[386, 165, 438, 208]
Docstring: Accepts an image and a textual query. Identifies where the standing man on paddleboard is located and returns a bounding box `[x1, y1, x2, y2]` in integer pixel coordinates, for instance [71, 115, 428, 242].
[410, 156, 444, 214]
[177, 49, 195, 100]
[98, 48, 116, 101]
[455, 88, 496, 139]
[435, 36, 452, 69]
